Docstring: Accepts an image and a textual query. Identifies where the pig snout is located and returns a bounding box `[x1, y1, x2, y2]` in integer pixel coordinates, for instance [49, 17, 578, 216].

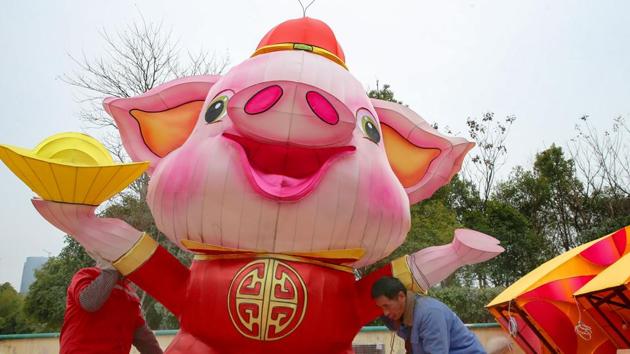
[227, 81, 356, 147]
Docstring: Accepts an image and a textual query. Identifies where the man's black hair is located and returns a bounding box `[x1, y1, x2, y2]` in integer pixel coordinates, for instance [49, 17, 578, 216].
[371, 276, 406, 299]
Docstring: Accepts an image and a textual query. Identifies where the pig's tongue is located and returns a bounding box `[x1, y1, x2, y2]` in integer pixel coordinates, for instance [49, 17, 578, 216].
[223, 133, 354, 201]
[250, 174, 310, 198]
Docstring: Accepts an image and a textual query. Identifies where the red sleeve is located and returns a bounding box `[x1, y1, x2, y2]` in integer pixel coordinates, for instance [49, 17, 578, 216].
[126, 246, 190, 318]
[134, 300, 146, 330]
[355, 264, 393, 325]
[67, 268, 100, 305]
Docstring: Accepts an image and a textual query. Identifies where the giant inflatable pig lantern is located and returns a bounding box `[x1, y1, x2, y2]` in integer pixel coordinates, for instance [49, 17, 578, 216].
[8, 18, 504, 353]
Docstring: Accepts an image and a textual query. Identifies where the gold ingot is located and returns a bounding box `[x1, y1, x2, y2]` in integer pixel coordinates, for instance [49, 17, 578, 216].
[0, 132, 149, 205]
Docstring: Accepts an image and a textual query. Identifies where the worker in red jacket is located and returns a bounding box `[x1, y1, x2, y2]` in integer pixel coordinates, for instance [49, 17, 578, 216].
[59, 254, 163, 354]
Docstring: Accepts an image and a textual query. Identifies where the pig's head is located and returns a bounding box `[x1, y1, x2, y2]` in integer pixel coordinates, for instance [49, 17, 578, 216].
[104, 18, 472, 267]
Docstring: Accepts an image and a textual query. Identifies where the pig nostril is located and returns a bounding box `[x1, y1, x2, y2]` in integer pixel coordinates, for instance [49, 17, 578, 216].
[306, 91, 339, 125]
[244, 85, 283, 115]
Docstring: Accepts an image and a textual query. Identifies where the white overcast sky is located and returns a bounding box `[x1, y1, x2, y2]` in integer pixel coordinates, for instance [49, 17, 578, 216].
[1, 0, 629, 289]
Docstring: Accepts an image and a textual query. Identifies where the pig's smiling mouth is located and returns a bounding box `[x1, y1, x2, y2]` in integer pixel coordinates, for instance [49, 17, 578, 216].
[223, 133, 355, 201]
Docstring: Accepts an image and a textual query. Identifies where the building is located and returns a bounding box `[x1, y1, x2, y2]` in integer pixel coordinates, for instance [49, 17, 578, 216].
[19, 257, 48, 294]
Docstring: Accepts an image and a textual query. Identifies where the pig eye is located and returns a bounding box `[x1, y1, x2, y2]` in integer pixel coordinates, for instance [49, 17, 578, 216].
[205, 95, 229, 124]
[360, 115, 381, 144]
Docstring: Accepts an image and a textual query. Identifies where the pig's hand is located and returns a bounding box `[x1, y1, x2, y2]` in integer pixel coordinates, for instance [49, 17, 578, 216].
[32, 198, 143, 261]
[408, 229, 504, 290]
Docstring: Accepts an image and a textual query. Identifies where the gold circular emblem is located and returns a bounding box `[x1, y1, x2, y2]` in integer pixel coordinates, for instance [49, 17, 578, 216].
[228, 259, 308, 341]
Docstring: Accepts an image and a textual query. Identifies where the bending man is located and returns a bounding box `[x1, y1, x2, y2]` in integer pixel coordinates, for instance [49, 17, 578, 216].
[372, 276, 486, 354]
[59, 254, 163, 354]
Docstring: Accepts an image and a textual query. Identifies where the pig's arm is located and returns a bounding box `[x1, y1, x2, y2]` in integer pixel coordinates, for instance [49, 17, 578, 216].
[114, 233, 190, 317]
[355, 229, 503, 325]
[32, 199, 190, 317]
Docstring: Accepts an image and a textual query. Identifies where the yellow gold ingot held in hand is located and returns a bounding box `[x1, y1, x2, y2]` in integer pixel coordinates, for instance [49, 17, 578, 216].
[0, 132, 148, 205]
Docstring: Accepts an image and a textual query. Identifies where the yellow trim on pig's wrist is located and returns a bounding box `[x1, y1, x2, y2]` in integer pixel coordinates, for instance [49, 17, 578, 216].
[112, 233, 158, 276]
[391, 255, 426, 294]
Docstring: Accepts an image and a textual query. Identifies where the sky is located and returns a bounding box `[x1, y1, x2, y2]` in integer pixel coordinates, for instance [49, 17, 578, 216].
[1, 0, 629, 289]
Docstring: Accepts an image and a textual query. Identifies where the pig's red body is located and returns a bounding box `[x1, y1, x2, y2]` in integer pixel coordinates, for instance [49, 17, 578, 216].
[127, 244, 392, 354]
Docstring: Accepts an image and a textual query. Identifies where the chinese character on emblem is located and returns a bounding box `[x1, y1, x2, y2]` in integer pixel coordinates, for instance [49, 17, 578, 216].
[228, 259, 308, 341]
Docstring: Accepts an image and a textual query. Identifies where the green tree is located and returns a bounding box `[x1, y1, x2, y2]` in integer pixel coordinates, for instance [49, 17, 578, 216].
[495, 145, 589, 253]
[0, 283, 35, 334]
[362, 198, 462, 276]
[433, 113, 520, 286]
[458, 200, 550, 287]
[367, 80, 402, 104]
[534, 145, 588, 251]
[437, 175, 482, 221]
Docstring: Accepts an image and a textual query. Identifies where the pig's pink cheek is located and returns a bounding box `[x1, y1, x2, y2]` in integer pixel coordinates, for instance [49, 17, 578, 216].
[367, 171, 404, 210]
[244, 85, 283, 115]
[306, 91, 339, 125]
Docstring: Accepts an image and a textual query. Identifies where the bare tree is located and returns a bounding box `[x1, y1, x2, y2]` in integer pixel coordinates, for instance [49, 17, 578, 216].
[569, 115, 630, 198]
[63, 19, 229, 156]
[463, 112, 516, 204]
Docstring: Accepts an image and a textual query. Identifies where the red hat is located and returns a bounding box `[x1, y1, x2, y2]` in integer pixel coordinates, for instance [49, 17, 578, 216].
[252, 17, 347, 69]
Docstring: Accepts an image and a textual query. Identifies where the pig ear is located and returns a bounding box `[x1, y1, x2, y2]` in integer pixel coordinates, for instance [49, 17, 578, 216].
[103, 75, 220, 173]
[371, 98, 474, 205]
